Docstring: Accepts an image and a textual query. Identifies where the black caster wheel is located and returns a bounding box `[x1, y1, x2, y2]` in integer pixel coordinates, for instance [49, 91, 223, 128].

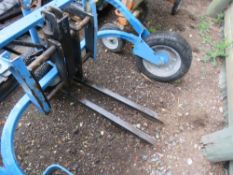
[100, 23, 125, 53]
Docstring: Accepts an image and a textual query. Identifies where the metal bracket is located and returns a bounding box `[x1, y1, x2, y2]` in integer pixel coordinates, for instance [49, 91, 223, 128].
[64, 2, 96, 60]
[1, 55, 51, 114]
[133, 38, 169, 65]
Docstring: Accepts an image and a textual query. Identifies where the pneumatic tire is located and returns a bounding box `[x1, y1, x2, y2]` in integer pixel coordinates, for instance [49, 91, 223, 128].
[136, 32, 192, 82]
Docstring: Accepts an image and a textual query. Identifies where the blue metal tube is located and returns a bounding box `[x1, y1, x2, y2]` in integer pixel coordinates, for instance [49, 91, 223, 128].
[80, 30, 138, 51]
[1, 66, 59, 175]
[80, 30, 168, 65]
[43, 164, 74, 175]
[81, 0, 86, 7]
[97, 30, 169, 65]
[0, 167, 8, 175]
[82, 0, 149, 38]
[80, 30, 138, 50]
[105, 0, 150, 38]
[21, 8, 40, 44]
[1, 95, 30, 175]
[97, 30, 138, 43]
[90, 0, 98, 60]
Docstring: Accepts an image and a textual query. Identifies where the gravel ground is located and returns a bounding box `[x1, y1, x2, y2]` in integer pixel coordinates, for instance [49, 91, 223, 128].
[0, 0, 225, 174]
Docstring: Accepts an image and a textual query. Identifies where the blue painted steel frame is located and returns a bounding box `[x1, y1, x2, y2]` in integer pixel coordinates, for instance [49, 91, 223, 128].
[84, 0, 168, 64]
[20, 0, 40, 43]
[97, 30, 169, 65]
[1, 66, 61, 175]
[0, 0, 76, 174]
[1, 54, 51, 114]
[0, 0, 169, 174]
[21, 9, 41, 44]
[105, 0, 150, 38]
[83, 0, 150, 38]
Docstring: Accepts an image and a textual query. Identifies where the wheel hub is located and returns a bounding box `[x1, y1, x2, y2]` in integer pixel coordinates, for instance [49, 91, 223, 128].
[102, 37, 119, 50]
[143, 45, 182, 78]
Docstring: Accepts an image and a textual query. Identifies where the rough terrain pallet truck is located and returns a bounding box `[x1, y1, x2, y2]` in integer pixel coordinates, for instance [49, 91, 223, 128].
[0, 0, 192, 174]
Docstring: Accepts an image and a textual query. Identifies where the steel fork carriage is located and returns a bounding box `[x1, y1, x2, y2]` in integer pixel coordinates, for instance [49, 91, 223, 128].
[0, 0, 192, 174]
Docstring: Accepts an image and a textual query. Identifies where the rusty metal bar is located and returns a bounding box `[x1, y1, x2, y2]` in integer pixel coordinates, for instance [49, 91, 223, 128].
[82, 52, 92, 63]
[77, 80, 163, 123]
[79, 98, 156, 145]
[3, 46, 21, 55]
[47, 81, 65, 100]
[28, 46, 56, 71]
[12, 40, 45, 49]
[70, 16, 90, 31]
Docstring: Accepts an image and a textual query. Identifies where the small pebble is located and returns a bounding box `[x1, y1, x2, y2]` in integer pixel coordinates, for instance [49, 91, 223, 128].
[150, 154, 160, 162]
[142, 155, 148, 161]
[187, 158, 193, 165]
[18, 122, 22, 128]
[177, 112, 182, 117]
[219, 107, 223, 113]
[136, 123, 141, 129]
[80, 122, 83, 127]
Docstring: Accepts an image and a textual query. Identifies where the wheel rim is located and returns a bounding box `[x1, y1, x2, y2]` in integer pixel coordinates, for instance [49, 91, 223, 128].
[142, 45, 182, 78]
[102, 37, 119, 50]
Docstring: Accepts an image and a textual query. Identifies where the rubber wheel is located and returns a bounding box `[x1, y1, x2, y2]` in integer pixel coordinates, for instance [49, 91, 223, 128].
[100, 23, 125, 53]
[171, 0, 182, 15]
[136, 32, 192, 82]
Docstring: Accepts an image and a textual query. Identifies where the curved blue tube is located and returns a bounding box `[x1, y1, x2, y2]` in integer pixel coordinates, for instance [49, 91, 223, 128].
[1, 66, 59, 175]
[97, 30, 138, 43]
[96, 30, 169, 65]
[81, 30, 139, 50]
[0, 167, 8, 175]
[43, 164, 74, 175]
[1, 95, 30, 175]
